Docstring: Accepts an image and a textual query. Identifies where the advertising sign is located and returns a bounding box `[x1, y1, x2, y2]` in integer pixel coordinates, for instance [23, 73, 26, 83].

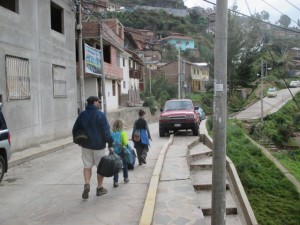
[84, 43, 101, 75]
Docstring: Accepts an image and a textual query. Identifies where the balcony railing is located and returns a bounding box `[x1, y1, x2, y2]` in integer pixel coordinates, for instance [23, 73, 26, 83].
[129, 69, 141, 79]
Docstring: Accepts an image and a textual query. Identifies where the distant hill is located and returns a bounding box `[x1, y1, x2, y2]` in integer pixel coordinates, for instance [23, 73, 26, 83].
[109, 0, 186, 9]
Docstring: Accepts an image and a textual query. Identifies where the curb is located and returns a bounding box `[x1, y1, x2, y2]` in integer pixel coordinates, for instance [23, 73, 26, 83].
[139, 134, 174, 225]
[8, 137, 74, 168]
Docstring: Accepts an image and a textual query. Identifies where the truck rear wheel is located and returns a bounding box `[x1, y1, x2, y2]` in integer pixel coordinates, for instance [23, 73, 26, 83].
[159, 129, 166, 137]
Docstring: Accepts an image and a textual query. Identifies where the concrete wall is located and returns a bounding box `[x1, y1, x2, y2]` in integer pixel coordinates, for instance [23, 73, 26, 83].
[0, 0, 77, 151]
[106, 107, 159, 132]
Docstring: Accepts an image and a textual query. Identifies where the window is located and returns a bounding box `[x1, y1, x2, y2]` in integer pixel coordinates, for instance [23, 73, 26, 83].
[129, 60, 133, 69]
[123, 58, 125, 67]
[112, 80, 116, 96]
[116, 52, 121, 67]
[6, 55, 30, 100]
[123, 81, 126, 89]
[0, 0, 19, 13]
[103, 45, 111, 63]
[52, 65, 67, 98]
[51, 1, 64, 34]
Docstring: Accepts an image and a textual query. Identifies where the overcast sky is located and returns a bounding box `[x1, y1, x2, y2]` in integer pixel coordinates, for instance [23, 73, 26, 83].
[184, 0, 300, 27]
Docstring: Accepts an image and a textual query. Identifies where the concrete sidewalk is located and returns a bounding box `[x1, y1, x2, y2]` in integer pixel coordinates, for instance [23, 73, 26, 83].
[8, 136, 74, 169]
[5, 124, 208, 225]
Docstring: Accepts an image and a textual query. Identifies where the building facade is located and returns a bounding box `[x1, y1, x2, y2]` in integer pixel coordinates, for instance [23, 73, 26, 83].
[0, 0, 77, 151]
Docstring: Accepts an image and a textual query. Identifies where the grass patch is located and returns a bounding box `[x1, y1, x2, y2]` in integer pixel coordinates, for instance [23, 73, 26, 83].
[273, 150, 300, 182]
[227, 120, 300, 225]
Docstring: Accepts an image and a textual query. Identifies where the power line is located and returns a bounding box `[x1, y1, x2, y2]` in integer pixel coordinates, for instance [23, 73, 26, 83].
[203, 0, 300, 34]
[283, 0, 300, 12]
[261, 0, 299, 27]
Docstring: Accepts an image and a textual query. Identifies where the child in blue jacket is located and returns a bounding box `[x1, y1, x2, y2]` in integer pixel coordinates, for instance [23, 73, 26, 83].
[111, 119, 129, 187]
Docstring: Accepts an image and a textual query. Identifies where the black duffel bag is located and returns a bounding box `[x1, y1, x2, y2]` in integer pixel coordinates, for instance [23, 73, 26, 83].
[97, 153, 123, 177]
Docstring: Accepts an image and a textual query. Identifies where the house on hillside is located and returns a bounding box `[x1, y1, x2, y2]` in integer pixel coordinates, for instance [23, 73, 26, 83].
[124, 27, 157, 50]
[126, 50, 144, 105]
[0, 0, 77, 151]
[159, 34, 195, 51]
[191, 63, 209, 92]
[151, 60, 209, 96]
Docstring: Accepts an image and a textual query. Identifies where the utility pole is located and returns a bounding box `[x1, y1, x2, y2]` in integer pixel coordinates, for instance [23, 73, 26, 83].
[77, 0, 85, 111]
[99, 19, 107, 114]
[149, 67, 152, 95]
[261, 59, 264, 123]
[178, 48, 181, 99]
[181, 60, 185, 98]
[211, 0, 228, 225]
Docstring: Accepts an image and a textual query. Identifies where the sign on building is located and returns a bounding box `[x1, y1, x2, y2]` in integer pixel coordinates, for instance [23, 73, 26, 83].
[84, 43, 101, 75]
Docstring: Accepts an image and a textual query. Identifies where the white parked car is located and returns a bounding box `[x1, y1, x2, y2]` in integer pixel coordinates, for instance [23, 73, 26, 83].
[289, 80, 300, 88]
[267, 87, 277, 97]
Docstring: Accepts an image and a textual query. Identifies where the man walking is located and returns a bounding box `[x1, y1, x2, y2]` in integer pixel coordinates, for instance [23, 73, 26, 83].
[72, 96, 114, 199]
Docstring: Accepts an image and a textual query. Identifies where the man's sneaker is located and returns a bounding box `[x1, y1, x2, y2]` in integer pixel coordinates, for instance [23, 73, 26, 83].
[96, 187, 108, 196]
[113, 182, 119, 188]
[124, 178, 129, 183]
[82, 184, 90, 199]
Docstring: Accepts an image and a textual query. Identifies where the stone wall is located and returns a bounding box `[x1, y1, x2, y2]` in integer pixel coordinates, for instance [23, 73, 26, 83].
[107, 107, 159, 131]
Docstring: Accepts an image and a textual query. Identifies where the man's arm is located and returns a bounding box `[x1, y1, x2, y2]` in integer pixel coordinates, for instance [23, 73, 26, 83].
[100, 113, 114, 147]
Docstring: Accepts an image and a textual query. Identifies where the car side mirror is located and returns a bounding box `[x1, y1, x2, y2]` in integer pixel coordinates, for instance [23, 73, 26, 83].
[160, 108, 163, 112]
[195, 106, 199, 110]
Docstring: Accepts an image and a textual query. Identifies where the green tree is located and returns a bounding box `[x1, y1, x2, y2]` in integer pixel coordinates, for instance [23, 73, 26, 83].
[278, 14, 291, 28]
[260, 10, 270, 21]
[227, 4, 246, 94]
[143, 74, 177, 107]
[160, 43, 178, 62]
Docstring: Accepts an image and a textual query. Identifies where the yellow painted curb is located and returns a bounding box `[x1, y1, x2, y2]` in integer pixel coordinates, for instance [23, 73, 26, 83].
[139, 135, 174, 225]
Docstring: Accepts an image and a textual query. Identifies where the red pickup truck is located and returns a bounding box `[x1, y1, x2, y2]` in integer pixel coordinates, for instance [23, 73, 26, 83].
[159, 99, 200, 137]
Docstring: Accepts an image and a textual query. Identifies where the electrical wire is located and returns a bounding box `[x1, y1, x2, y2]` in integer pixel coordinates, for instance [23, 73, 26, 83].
[261, 0, 299, 27]
[204, 0, 300, 31]
[282, 0, 300, 12]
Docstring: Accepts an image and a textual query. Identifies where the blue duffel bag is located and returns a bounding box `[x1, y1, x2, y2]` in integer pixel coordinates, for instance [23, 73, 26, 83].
[126, 146, 136, 170]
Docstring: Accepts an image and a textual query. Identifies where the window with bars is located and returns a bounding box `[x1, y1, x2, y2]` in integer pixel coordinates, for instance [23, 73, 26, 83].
[53, 65, 67, 98]
[6, 55, 30, 100]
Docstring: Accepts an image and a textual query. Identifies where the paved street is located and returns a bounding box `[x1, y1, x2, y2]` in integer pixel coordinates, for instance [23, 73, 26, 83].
[0, 123, 166, 225]
[0, 122, 205, 225]
[233, 87, 300, 120]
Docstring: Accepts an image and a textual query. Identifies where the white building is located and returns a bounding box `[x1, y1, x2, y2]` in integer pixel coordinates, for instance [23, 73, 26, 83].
[0, 0, 77, 151]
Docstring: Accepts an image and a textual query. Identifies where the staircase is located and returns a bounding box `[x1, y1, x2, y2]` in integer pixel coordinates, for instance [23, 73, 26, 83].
[187, 142, 245, 225]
